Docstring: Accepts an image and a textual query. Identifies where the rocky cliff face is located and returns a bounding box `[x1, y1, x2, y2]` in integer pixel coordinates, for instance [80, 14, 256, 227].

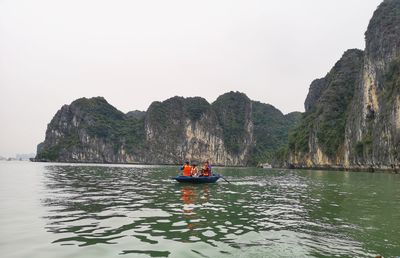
[36, 92, 300, 166]
[289, 49, 364, 168]
[304, 78, 327, 112]
[36, 97, 146, 163]
[143, 95, 241, 165]
[345, 0, 400, 170]
[289, 0, 400, 170]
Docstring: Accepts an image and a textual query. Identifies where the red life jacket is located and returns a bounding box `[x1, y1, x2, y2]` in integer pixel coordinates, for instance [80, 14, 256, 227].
[202, 166, 210, 177]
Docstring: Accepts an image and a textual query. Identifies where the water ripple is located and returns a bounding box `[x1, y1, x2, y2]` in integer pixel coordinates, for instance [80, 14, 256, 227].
[38, 165, 400, 257]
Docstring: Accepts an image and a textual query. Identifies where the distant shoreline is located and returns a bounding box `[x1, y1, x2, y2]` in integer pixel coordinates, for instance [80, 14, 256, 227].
[288, 165, 400, 174]
[28, 159, 400, 173]
[29, 159, 249, 168]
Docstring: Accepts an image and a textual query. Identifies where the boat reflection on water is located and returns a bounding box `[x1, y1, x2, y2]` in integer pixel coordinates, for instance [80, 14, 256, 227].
[181, 184, 210, 206]
[181, 186, 196, 205]
[180, 184, 210, 232]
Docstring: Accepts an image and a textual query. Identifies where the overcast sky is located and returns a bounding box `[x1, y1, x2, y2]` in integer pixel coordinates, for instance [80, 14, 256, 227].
[0, 0, 382, 157]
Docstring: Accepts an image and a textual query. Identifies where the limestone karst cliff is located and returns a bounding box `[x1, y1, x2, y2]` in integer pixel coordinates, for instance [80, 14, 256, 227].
[289, 0, 400, 170]
[345, 0, 400, 170]
[289, 49, 364, 167]
[36, 92, 300, 166]
[35, 0, 399, 169]
[36, 97, 146, 163]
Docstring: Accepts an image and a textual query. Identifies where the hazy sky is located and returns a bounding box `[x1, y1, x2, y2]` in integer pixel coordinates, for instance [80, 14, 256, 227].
[0, 0, 382, 157]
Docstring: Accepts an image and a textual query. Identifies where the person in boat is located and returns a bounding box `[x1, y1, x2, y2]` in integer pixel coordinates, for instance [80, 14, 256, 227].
[181, 161, 192, 177]
[200, 161, 211, 177]
[191, 164, 199, 177]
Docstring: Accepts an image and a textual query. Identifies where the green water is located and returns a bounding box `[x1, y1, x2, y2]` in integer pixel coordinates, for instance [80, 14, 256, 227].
[0, 162, 399, 258]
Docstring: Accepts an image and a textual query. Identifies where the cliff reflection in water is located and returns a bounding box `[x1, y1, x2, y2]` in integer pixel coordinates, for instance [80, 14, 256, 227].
[40, 164, 386, 257]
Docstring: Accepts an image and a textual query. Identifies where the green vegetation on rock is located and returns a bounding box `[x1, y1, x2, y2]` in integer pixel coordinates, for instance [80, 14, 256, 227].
[365, 0, 400, 62]
[382, 57, 400, 104]
[37, 97, 145, 161]
[289, 49, 364, 159]
[185, 97, 210, 121]
[212, 92, 251, 155]
[249, 103, 301, 165]
[288, 112, 316, 154]
[36, 92, 301, 165]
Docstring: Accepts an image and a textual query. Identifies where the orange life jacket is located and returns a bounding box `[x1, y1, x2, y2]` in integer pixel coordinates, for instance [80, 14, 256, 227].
[183, 165, 191, 176]
[181, 187, 194, 205]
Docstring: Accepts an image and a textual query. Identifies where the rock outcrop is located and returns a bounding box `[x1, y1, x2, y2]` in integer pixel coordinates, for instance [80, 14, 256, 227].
[289, 0, 400, 171]
[345, 0, 400, 170]
[304, 78, 327, 112]
[289, 49, 364, 168]
[143, 96, 238, 165]
[36, 97, 146, 163]
[36, 92, 300, 166]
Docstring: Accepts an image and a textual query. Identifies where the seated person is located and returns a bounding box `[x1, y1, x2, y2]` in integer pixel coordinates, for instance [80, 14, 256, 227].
[181, 161, 192, 176]
[200, 161, 211, 177]
[191, 164, 199, 177]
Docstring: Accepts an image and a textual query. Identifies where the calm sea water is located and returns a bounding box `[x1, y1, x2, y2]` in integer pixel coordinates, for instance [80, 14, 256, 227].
[0, 162, 399, 258]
